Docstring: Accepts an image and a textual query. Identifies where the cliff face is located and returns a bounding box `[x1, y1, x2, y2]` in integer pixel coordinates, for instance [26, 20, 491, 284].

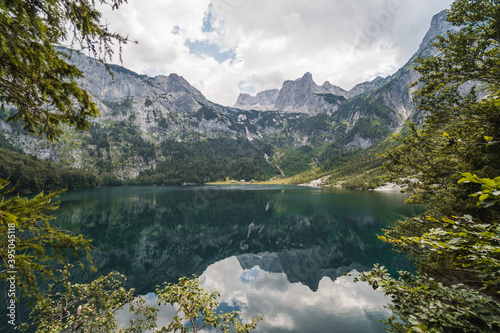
[0, 12, 454, 179]
[235, 72, 347, 114]
[69, 50, 208, 112]
[234, 89, 280, 111]
[274, 72, 346, 113]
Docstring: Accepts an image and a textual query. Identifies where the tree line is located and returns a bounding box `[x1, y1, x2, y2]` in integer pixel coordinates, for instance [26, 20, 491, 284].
[136, 137, 279, 185]
[0, 148, 99, 193]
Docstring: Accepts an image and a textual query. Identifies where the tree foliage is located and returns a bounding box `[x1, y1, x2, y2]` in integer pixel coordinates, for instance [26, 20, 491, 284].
[357, 1, 500, 332]
[0, 147, 100, 193]
[357, 179, 500, 332]
[155, 276, 261, 333]
[0, 0, 132, 141]
[26, 272, 260, 332]
[136, 137, 280, 185]
[386, 0, 500, 217]
[0, 180, 93, 304]
[0, 1, 261, 332]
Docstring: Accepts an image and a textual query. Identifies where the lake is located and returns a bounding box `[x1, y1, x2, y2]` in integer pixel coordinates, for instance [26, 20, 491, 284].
[53, 185, 421, 332]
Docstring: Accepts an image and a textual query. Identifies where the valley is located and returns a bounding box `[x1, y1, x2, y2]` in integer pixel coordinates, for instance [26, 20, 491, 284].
[0, 12, 453, 191]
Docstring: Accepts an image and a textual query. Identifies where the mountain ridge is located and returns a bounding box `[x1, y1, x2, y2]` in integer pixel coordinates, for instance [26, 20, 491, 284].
[0, 11, 453, 184]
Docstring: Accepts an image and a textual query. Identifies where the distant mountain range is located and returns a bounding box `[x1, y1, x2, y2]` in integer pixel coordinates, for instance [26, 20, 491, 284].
[0, 11, 454, 184]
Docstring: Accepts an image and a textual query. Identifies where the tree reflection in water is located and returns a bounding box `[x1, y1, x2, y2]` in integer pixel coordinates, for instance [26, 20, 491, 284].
[54, 185, 421, 332]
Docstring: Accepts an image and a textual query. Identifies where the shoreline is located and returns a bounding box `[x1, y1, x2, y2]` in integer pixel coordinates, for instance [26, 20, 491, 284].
[371, 183, 403, 192]
[207, 177, 404, 192]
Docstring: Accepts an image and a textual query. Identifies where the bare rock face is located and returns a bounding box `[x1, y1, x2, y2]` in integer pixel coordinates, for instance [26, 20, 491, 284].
[413, 11, 455, 60]
[148, 73, 209, 113]
[64, 49, 209, 116]
[322, 81, 348, 97]
[330, 11, 455, 150]
[234, 89, 280, 111]
[235, 73, 347, 114]
[345, 76, 389, 99]
[275, 72, 345, 113]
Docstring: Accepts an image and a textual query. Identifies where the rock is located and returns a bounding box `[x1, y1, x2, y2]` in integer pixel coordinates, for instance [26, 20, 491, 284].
[234, 89, 280, 111]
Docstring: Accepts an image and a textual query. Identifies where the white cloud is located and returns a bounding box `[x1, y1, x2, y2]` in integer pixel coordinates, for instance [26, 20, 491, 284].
[97, 0, 454, 106]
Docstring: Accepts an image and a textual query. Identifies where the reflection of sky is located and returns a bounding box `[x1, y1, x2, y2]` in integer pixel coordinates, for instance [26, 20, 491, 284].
[116, 256, 391, 332]
[241, 266, 261, 284]
[202, 257, 391, 332]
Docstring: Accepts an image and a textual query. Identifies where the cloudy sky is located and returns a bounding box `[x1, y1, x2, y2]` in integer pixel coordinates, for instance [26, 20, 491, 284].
[97, 0, 454, 106]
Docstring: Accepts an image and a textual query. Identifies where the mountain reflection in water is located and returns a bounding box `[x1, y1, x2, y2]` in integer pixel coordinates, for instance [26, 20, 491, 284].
[53, 185, 421, 332]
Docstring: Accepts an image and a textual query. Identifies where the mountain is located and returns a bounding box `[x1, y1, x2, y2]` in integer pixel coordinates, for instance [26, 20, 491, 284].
[345, 76, 389, 99]
[275, 72, 347, 113]
[234, 89, 279, 111]
[234, 11, 455, 151]
[235, 72, 348, 113]
[0, 11, 454, 185]
[325, 11, 455, 150]
[0, 50, 334, 183]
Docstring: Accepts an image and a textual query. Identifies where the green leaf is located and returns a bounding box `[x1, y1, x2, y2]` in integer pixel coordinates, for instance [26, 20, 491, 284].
[482, 178, 496, 188]
[479, 200, 496, 208]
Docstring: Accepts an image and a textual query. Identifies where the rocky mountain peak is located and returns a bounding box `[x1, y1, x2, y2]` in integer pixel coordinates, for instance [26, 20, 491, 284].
[235, 72, 346, 113]
[411, 11, 455, 61]
[166, 73, 189, 86]
[301, 72, 313, 81]
[322, 81, 347, 97]
[345, 75, 388, 99]
[151, 73, 207, 102]
[284, 72, 315, 90]
[275, 72, 345, 113]
[421, 11, 450, 49]
[152, 73, 189, 89]
[234, 89, 280, 111]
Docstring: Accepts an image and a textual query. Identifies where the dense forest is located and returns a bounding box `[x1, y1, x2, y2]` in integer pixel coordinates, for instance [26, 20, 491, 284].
[135, 137, 279, 184]
[0, 147, 99, 193]
[1, 117, 325, 189]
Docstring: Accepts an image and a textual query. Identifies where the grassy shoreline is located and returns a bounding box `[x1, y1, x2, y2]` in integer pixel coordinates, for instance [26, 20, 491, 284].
[206, 177, 296, 186]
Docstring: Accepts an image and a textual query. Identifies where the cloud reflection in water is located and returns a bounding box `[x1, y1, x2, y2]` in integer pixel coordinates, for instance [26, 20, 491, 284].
[201, 256, 391, 332]
[117, 255, 391, 332]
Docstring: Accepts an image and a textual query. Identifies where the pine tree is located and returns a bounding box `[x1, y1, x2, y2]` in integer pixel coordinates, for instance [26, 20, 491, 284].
[0, 0, 133, 141]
